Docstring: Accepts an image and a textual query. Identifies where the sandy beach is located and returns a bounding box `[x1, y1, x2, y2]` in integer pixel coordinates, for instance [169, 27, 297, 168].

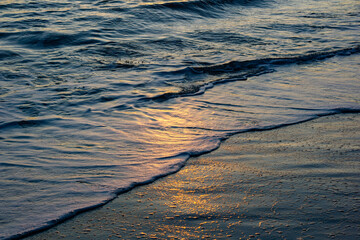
[26, 113, 360, 240]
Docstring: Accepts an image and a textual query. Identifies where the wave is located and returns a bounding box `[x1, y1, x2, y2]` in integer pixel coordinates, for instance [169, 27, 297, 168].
[143, 45, 360, 102]
[190, 45, 360, 74]
[5, 107, 360, 240]
[142, 0, 263, 11]
[77, 41, 144, 58]
[231, 107, 360, 134]
[5, 153, 189, 240]
[2, 31, 103, 49]
[0, 50, 20, 60]
[141, 67, 272, 102]
[0, 117, 93, 131]
[0, 1, 68, 10]
[0, 119, 55, 130]
[109, 0, 264, 19]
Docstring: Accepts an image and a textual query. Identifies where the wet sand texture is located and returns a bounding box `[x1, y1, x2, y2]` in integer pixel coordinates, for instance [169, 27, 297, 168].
[27, 114, 360, 240]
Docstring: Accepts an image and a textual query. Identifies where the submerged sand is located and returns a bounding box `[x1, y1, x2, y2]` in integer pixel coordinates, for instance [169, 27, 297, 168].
[27, 114, 360, 240]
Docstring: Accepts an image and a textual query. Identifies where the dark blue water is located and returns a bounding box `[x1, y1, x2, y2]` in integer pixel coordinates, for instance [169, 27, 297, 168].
[0, 0, 359, 239]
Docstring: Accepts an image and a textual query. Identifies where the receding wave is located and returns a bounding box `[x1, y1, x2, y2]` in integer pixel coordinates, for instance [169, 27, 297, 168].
[144, 46, 360, 102]
[232, 107, 360, 134]
[191, 45, 360, 74]
[116, 0, 265, 19]
[142, 67, 272, 102]
[142, 0, 262, 10]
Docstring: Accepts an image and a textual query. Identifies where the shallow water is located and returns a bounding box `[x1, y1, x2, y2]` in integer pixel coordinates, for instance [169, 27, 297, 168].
[0, 0, 359, 238]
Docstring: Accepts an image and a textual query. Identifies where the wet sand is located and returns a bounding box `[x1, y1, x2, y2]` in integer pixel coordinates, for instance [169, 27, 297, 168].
[27, 114, 360, 240]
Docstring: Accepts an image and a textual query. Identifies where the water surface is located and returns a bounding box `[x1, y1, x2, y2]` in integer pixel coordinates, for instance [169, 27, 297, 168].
[0, 0, 359, 238]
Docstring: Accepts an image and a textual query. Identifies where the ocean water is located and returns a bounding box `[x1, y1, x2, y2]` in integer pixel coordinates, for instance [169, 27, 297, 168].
[0, 0, 359, 238]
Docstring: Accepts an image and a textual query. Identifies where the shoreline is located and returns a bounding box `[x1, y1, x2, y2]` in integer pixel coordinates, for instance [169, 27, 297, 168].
[25, 113, 360, 240]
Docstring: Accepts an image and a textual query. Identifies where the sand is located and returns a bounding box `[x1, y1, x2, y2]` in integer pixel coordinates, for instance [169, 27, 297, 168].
[26, 113, 360, 240]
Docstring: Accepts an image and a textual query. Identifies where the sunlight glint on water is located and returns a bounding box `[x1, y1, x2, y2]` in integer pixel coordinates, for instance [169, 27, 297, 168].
[0, 0, 359, 238]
